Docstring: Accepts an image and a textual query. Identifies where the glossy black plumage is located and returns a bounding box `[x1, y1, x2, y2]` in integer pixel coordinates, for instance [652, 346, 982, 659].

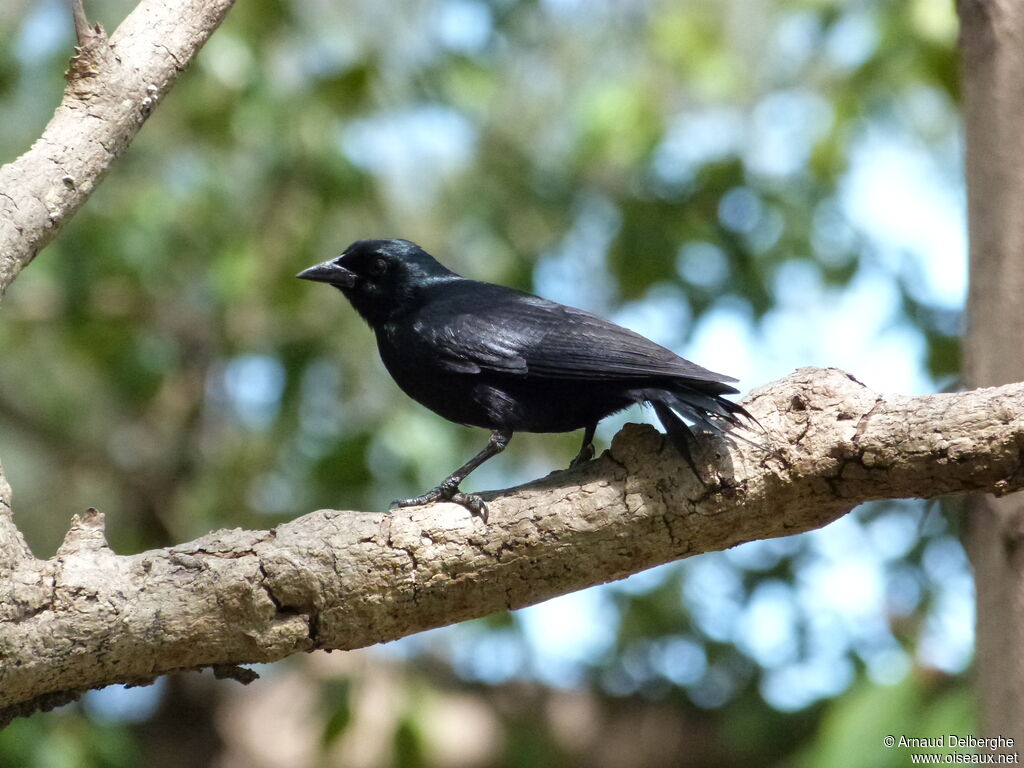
[298, 238, 753, 519]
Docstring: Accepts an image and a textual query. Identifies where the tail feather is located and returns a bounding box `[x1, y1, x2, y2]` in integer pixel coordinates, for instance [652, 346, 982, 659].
[650, 401, 702, 479]
[646, 383, 764, 475]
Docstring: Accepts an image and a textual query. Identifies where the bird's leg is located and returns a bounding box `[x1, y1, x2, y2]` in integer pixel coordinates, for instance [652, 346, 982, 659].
[391, 429, 512, 521]
[569, 422, 597, 469]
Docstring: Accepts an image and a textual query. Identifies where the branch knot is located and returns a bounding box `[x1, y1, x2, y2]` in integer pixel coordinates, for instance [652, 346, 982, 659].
[68, 0, 111, 85]
[56, 508, 110, 556]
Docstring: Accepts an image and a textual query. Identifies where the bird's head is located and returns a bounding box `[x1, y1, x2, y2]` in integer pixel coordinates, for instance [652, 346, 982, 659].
[297, 239, 458, 325]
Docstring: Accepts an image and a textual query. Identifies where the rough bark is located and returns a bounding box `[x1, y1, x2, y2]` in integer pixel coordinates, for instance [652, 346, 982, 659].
[959, 0, 1024, 743]
[1, 367, 1023, 725]
[0, 0, 236, 298]
[0, 458, 30, 574]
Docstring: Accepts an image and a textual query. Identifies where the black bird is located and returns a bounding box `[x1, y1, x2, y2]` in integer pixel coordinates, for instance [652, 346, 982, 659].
[297, 239, 753, 520]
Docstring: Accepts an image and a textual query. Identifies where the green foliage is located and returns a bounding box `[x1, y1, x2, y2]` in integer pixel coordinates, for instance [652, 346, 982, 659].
[0, 712, 140, 768]
[796, 674, 973, 768]
[320, 679, 353, 746]
[0, 0, 966, 764]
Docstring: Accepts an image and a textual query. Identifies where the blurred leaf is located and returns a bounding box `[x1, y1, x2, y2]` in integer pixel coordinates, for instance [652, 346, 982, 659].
[320, 679, 353, 747]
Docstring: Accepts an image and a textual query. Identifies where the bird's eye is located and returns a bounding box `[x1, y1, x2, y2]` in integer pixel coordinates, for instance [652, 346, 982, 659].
[369, 258, 387, 277]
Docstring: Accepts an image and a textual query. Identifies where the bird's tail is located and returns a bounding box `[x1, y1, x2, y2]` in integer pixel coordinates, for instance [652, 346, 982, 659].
[646, 384, 762, 478]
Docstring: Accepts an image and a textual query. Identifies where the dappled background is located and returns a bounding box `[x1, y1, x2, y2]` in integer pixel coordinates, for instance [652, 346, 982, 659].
[0, 0, 967, 765]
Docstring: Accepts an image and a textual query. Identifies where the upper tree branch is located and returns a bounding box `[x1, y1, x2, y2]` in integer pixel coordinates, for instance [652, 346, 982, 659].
[0, 0, 236, 298]
[1, 367, 1022, 724]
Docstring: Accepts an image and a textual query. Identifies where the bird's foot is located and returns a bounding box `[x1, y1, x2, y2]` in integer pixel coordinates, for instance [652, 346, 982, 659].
[390, 482, 489, 522]
[568, 443, 595, 470]
[449, 492, 488, 522]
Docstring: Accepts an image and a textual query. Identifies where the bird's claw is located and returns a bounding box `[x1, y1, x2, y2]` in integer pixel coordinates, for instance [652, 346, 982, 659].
[389, 484, 489, 522]
[391, 487, 445, 509]
[450, 492, 489, 523]
[568, 443, 595, 469]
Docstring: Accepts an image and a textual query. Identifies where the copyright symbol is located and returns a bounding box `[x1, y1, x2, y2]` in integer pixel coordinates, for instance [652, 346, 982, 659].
[884, 735, 896, 748]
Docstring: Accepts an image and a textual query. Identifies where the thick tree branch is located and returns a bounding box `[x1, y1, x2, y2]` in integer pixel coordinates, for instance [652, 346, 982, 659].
[1, 367, 1022, 724]
[0, 0, 236, 298]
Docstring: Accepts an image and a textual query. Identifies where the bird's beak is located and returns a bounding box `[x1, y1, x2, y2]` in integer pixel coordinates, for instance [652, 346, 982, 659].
[296, 259, 356, 288]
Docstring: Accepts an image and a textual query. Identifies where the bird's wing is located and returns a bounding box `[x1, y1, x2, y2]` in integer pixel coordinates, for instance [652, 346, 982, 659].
[415, 318, 531, 375]
[415, 283, 736, 386]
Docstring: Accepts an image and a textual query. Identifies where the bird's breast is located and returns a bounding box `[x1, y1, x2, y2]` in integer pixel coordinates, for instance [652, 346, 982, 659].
[375, 325, 493, 428]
